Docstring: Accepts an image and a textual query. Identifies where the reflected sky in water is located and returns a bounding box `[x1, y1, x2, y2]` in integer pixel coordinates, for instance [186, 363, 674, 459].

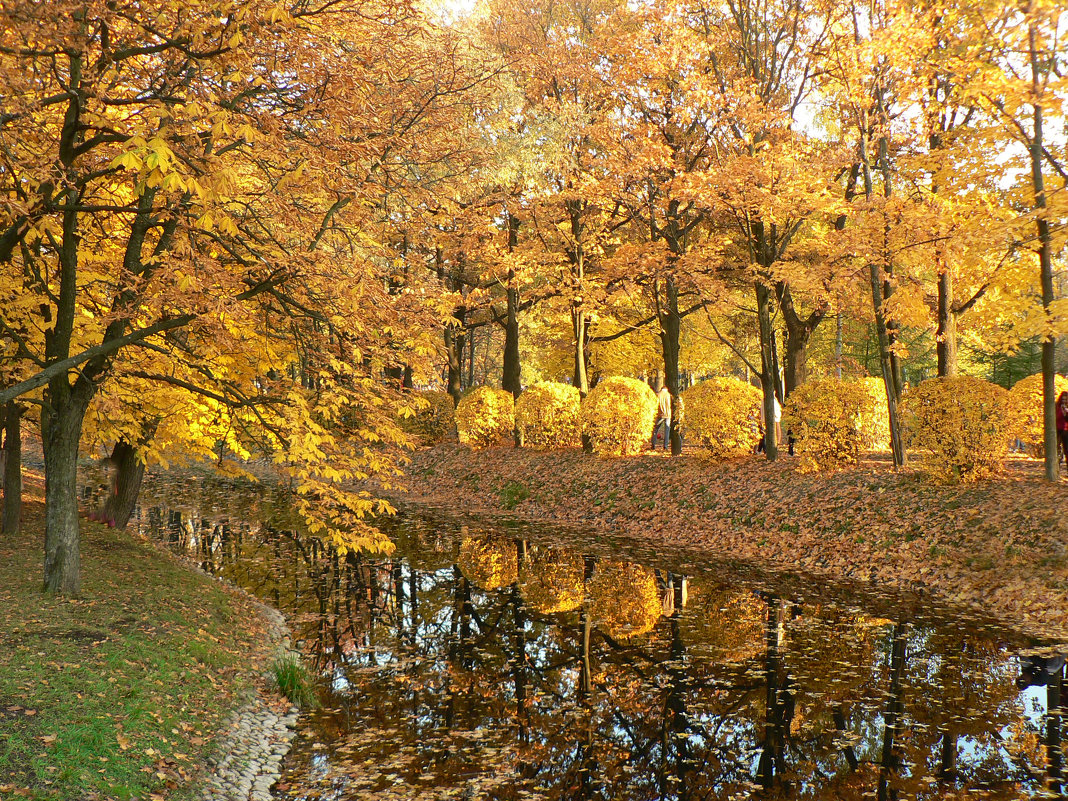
[128, 474, 1068, 800]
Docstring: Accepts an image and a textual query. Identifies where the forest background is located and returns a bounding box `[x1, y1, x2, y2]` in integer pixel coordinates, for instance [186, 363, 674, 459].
[0, 0, 1065, 595]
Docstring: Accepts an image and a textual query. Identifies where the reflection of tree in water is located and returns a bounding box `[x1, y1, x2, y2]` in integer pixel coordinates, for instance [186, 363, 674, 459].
[587, 561, 661, 640]
[132, 484, 1056, 801]
[519, 545, 585, 614]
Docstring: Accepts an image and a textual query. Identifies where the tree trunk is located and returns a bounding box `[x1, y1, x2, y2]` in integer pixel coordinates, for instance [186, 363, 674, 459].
[503, 285, 521, 397]
[936, 269, 958, 377]
[658, 276, 683, 456]
[1029, 28, 1058, 482]
[572, 308, 590, 396]
[42, 396, 87, 595]
[877, 624, 907, 801]
[3, 402, 23, 536]
[99, 440, 146, 530]
[756, 282, 779, 461]
[445, 310, 466, 405]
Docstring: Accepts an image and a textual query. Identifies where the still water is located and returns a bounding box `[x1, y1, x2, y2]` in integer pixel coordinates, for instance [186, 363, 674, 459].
[127, 473, 1066, 800]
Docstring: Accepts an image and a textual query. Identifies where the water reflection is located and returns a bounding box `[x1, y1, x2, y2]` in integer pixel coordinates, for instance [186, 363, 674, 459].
[125, 475, 1067, 800]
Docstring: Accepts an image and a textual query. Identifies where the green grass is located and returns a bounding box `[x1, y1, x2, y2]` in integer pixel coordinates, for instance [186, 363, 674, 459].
[497, 480, 529, 510]
[0, 471, 267, 800]
[271, 653, 318, 709]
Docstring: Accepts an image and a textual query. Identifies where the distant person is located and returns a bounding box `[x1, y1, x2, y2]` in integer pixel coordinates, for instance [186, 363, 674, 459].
[773, 395, 783, 446]
[1058, 391, 1068, 471]
[652, 385, 671, 451]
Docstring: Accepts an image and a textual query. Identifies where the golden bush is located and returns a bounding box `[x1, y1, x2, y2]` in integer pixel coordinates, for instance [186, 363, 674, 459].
[518, 546, 586, 614]
[457, 536, 518, 591]
[855, 376, 891, 451]
[515, 381, 581, 449]
[681, 377, 762, 457]
[900, 376, 1010, 482]
[587, 561, 662, 640]
[455, 386, 515, 449]
[1006, 373, 1068, 455]
[782, 379, 868, 473]
[398, 390, 455, 445]
[579, 376, 658, 456]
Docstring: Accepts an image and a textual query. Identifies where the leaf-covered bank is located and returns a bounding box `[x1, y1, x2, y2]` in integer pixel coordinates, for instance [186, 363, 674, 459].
[0, 471, 276, 800]
[399, 445, 1068, 643]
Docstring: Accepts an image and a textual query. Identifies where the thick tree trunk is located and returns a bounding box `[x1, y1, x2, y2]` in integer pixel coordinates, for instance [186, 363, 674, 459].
[42, 397, 87, 595]
[572, 308, 590, 396]
[877, 625, 907, 801]
[3, 403, 23, 535]
[778, 284, 827, 397]
[444, 311, 466, 406]
[756, 282, 779, 461]
[99, 440, 146, 530]
[936, 269, 958, 377]
[658, 276, 683, 456]
[503, 286, 521, 398]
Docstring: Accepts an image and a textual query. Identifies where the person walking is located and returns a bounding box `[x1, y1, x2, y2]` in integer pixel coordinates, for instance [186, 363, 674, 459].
[1057, 391, 1068, 472]
[653, 385, 672, 451]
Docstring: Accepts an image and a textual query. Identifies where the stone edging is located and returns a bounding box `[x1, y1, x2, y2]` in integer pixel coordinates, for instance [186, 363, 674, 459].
[199, 600, 301, 801]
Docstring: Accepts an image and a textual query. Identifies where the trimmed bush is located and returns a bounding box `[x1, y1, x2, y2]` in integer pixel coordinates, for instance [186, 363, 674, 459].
[399, 390, 455, 445]
[855, 376, 891, 451]
[457, 536, 518, 591]
[580, 376, 658, 456]
[519, 546, 586, 614]
[515, 381, 581, 449]
[587, 561, 661, 640]
[782, 379, 868, 473]
[455, 386, 515, 449]
[682, 377, 762, 457]
[900, 376, 1010, 482]
[1006, 373, 1068, 455]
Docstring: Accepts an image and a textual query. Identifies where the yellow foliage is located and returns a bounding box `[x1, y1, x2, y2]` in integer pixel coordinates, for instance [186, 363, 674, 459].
[455, 387, 516, 449]
[457, 536, 518, 591]
[681, 377, 762, 457]
[518, 546, 586, 613]
[515, 381, 581, 449]
[855, 376, 891, 451]
[579, 376, 657, 456]
[399, 390, 456, 446]
[782, 379, 869, 473]
[1006, 373, 1068, 454]
[900, 376, 1010, 483]
[587, 561, 661, 640]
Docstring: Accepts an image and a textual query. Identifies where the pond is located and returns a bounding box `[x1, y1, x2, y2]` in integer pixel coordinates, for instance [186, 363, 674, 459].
[125, 473, 1066, 800]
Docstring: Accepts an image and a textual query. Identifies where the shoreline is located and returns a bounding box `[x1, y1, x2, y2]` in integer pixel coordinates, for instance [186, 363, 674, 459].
[396, 444, 1068, 643]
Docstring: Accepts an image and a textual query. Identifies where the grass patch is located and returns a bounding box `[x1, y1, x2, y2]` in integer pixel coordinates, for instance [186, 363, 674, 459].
[271, 653, 318, 709]
[0, 471, 267, 800]
[497, 480, 529, 510]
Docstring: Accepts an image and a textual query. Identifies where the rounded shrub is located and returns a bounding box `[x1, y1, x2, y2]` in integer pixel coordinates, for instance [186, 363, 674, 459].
[1006, 373, 1068, 455]
[455, 386, 515, 449]
[515, 381, 581, 449]
[457, 536, 518, 591]
[681, 377, 762, 457]
[782, 378, 868, 473]
[399, 390, 455, 445]
[900, 376, 1010, 482]
[579, 376, 658, 456]
[587, 561, 661, 640]
[855, 376, 891, 451]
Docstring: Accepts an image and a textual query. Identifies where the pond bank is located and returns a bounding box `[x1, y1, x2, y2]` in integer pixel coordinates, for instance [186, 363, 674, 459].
[0, 469, 295, 801]
[398, 444, 1068, 643]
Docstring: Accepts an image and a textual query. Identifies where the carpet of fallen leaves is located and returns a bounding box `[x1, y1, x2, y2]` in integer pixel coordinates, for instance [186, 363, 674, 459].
[398, 445, 1068, 644]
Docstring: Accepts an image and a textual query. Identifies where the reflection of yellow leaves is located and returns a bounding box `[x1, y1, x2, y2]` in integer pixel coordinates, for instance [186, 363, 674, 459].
[519, 546, 585, 613]
[458, 537, 517, 591]
[587, 561, 660, 639]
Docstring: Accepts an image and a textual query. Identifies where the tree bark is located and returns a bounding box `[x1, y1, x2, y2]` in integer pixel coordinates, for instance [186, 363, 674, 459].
[2, 402, 23, 536]
[778, 283, 828, 396]
[99, 440, 146, 530]
[936, 269, 958, 377]
[503, 285, 521, 397]
[42, 393, 88, 595]
[445, 310, 467, 405]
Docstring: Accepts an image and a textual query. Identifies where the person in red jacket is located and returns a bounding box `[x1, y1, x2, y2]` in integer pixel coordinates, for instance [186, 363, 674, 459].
[1057, 391, 1068, 472]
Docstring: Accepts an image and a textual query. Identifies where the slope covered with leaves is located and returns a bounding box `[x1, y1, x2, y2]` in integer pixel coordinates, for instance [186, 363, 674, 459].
[401, 446, 1068, 642]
